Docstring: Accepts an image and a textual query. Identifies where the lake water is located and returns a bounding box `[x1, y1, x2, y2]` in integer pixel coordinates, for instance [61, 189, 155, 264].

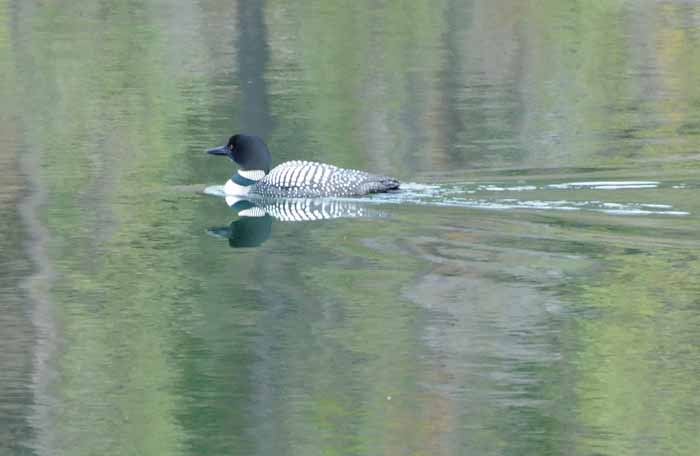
[2, 1, 700, 455]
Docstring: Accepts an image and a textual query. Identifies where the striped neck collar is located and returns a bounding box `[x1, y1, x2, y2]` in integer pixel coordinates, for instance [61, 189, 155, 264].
[232, 173, 258, 187]
[232, 169, 266, 187]
[239, 169, 266, 180]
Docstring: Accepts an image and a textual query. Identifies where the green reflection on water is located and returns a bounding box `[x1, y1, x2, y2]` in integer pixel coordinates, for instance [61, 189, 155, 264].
[574, 251, 700, 454]
[3, 0, 700, 455]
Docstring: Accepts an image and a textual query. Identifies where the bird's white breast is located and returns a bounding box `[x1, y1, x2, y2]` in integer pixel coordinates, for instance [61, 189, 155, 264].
[224, 179, 250, 196]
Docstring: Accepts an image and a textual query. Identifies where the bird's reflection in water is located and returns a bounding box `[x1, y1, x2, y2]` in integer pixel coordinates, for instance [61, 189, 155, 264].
[207, 195, 385, 248]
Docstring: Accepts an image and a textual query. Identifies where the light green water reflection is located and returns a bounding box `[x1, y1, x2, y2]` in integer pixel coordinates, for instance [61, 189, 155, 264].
[2, 0, 700, 455]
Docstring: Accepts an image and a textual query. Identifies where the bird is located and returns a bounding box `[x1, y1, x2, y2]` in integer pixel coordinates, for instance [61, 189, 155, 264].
[206, 134, 400, 197]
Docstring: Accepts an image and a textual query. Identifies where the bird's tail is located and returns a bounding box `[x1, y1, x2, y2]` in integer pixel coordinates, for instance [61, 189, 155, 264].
[366, 176, 400, 193]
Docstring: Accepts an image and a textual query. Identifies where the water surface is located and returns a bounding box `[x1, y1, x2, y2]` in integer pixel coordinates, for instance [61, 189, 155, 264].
[1, 1, 700, 455]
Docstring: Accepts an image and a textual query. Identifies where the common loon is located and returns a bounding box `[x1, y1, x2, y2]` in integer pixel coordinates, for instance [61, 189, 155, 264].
[206, 134, 400, 197]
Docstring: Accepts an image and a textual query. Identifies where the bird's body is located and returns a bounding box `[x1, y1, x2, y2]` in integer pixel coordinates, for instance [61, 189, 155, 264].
[208, 134, 400, 198]
[228, 160, 398, 198]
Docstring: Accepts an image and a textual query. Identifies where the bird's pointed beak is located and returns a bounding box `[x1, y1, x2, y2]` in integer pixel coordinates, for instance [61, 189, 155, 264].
[206, 145, 230, 156]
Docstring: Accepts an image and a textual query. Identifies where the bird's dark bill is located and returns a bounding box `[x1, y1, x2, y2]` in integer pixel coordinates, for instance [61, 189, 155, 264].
[206, 145, 229, 156]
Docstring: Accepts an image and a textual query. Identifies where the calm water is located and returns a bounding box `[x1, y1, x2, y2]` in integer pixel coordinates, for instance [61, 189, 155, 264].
[2, 1, 700, 455]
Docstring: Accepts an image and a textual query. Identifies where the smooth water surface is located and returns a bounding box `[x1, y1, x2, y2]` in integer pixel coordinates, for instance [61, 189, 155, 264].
[2, 1, 700, 455]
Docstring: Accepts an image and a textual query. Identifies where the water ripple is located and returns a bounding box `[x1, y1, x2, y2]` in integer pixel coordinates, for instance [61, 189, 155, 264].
[205, 180, 692, 216]
[367, 180, 692, 216]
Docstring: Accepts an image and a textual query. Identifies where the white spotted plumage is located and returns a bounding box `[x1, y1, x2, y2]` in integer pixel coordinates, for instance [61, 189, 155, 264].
[247, 160, 397, 198]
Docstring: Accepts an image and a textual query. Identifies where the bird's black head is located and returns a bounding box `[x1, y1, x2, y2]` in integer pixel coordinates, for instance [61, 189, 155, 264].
[207, 134, 271, 173]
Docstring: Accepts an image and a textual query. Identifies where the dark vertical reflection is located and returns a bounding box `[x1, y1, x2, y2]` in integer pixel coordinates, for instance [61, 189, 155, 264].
[175, 2, 279, 455]
[437, 0, 470, 166]
[235, 2, 278, 452]
[0, 143, 36, 455]
[2, 2, 39, 453]
[236, 0, 273, 137]
[436, 0, 526, 169]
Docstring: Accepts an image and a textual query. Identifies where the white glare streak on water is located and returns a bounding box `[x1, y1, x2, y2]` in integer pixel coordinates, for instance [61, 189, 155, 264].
[369, 181, 691, 216]
[204, 181, 691, 216]
[546, 181, 659, 189]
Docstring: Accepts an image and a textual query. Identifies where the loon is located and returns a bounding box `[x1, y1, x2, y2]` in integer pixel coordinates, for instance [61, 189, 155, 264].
[206, 134, 400, 197]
